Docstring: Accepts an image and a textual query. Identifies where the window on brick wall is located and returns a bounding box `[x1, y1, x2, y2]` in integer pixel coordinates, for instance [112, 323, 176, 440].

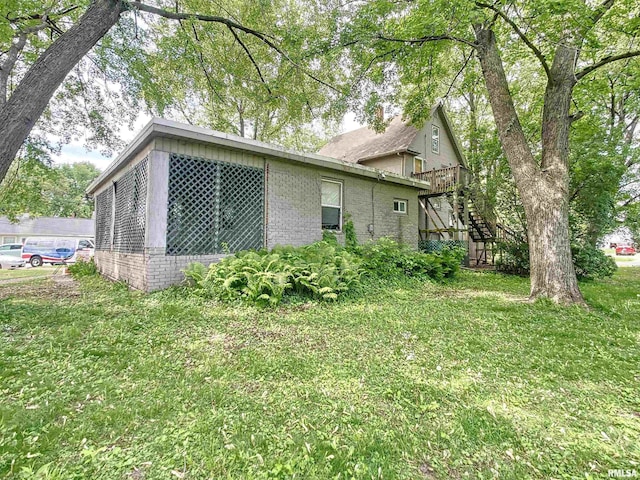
[393, 199, 407, 214]
[321, 179, 342, 230]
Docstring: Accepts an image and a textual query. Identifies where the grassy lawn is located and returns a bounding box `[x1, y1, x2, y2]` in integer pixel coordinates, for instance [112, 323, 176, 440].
[1, 270, 639, 479]
[0, 267, 56, 281]
[614, 256, 637, 263]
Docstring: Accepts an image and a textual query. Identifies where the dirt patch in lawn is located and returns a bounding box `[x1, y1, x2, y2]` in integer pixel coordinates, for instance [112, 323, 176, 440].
[0, 275, 80, 301]
[431, 288, 529, 303]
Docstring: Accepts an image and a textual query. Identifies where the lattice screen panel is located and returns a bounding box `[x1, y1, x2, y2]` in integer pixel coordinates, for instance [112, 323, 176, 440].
[167, 153, 264, 255]
[95, 187, 113, 250]
[218, 162, 264, 252]
[113, 158, 148, 253]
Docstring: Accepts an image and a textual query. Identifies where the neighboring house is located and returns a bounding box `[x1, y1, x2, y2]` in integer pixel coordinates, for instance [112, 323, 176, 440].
[86, 118, 430, 292]
[319, 104, 468, 244]
[0, 216, 94, 245]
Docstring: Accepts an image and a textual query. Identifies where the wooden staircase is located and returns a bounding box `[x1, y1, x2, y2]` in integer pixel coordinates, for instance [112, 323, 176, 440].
[457, 194, 523, 265]
[414, 166, 522, 266]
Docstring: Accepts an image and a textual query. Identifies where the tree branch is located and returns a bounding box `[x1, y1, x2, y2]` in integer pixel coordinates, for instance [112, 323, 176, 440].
[475, 1, 550, 78]
[128, 1, 342, 93]
[375, 33, 477, 49]
[6, 5, 80, 23]
[576, 50, 640, 80]
[590, 0, 615, 27]
[443, 49, 474, 100]
[226, 26, 272, 95]
[0, 20, 49, 106]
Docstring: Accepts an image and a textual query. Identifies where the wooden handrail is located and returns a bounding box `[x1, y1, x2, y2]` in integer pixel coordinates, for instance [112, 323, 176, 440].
[411, 165, 467, 195]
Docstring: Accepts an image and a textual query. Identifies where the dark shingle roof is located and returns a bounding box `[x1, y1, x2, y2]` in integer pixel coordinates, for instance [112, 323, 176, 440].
[318, 116, 419, 163]
[0, 216, 94, 237]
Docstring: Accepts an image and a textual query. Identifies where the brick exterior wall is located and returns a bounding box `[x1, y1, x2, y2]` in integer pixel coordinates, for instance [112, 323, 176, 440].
[146, 249, 226, 291]
[94, 250, 148, 290]
[95, 141, 422, 292]
[266, 159, 419, 249]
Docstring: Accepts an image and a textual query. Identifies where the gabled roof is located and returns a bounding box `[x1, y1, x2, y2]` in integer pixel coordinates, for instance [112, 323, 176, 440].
[0, 216, 94, 238]
[318, 104, 467, 167]
[318, 116, 420, 163]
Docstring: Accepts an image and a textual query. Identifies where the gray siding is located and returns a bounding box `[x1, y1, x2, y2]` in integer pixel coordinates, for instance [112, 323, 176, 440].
[352, 110, 463, 178]
[409, 109, 460, 171]
[360, 154, 404, 175]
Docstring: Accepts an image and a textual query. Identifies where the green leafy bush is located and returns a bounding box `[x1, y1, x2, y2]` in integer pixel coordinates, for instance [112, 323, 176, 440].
[185, 241, 362, 306]
[359, 237, 464, 280]
[571, 243, 617, 280]
[322, 230, 339, 246]
[68, 258, 98, 278]
[184, 238, 464, 307]
[496, 241, 617, 279]
[495, 241, 530, 276]
[343, 215, 359, 252]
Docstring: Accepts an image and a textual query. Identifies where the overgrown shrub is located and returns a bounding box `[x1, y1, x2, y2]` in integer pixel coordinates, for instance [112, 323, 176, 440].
[184, 241, 362, 306]
[183, 238, 464, 307]
[359, 237, 464, 280]
[68, 258, 98, 278]
[343, 215, 359, 252]
[495, 241, 617, 279]
[495, 241, 530, 276]
[572, 243, 617, 280]
[321, 230, 339, 246]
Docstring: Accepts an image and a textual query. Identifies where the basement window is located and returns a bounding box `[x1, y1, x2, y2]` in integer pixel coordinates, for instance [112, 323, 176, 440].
[321, 179, 342, 230]
[393, 199, 407, 214]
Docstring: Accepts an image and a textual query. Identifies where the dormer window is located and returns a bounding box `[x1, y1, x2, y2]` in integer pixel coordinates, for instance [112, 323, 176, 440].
[431, 125, 440, 154]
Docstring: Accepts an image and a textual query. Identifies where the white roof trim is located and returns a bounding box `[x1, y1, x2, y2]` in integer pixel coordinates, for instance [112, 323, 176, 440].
[87, 118, 430, 194]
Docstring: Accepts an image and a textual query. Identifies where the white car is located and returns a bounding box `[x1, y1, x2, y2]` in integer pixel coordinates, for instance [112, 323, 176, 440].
[0, 243, 26, 269]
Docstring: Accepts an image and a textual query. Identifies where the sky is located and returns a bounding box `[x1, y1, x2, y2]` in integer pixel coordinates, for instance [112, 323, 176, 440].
[51, 112, 363, 172]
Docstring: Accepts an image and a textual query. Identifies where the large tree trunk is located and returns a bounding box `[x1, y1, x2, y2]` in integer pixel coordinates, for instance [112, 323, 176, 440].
[474, 25, 585, 304]
[524, 178, 583, 303]
[0, 0, 125, 184]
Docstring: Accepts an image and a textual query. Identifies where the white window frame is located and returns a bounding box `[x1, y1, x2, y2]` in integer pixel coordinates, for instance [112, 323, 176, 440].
[393, 199, 408, 214]
[413, 156, 422, 174]
[413, 156, 428, 174]
[431, 125, 440, 154]
[321, 179, 343, 231]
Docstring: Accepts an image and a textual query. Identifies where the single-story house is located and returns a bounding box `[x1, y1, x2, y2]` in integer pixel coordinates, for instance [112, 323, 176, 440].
[86, 118, 430, 291]
[0, 216, 94, 245]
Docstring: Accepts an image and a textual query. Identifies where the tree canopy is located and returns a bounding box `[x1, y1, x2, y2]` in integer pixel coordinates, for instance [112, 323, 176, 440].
[0, 154, 100, 220]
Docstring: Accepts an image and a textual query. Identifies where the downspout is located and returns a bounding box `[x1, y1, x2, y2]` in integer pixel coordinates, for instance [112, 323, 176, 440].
[370, 182, 376, 239]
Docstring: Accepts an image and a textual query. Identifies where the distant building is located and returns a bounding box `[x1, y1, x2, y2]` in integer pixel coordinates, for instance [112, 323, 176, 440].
[0, 216, 94, 245]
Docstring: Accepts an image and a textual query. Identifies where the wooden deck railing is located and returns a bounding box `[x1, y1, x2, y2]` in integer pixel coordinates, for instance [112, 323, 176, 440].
[411, 165, 467, 195]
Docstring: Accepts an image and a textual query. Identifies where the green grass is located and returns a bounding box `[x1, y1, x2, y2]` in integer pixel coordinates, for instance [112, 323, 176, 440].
[1, 269, 639, 479]
[614, 256, 637, 262]
[0, 267, 55, 280]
